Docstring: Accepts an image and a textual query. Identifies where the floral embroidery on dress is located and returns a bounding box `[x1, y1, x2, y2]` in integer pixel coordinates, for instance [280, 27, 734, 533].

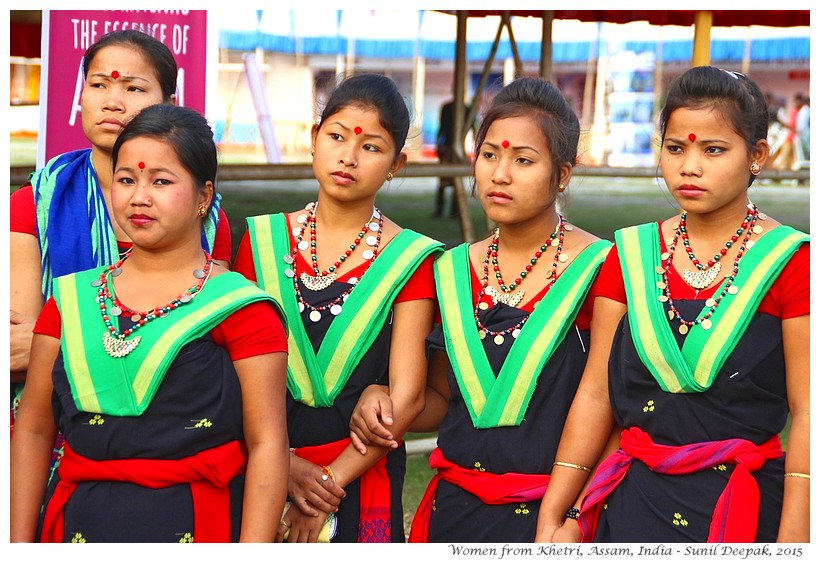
[473, 461, 486, 472]
[71, 532, 86, 543]
[642, 400, 655, 413]
[88, 414, 105, 425]
[714, 464, 728, 471]
[178, 532, 194, 543]
[185, 418, 213, 429]
[514, 503, 530, 515]
[672, 512, 689, 527]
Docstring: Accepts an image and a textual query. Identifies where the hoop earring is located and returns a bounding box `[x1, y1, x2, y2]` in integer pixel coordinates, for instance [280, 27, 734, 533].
[387, 171, 393, 182]
[750, 162, 761, 175]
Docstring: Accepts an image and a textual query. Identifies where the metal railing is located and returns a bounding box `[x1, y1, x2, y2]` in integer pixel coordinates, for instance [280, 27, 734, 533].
[10, 162, 809, 187]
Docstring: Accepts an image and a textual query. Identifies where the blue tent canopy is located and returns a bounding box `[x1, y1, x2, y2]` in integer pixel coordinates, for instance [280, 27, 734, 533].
[219, 32, 809, 64]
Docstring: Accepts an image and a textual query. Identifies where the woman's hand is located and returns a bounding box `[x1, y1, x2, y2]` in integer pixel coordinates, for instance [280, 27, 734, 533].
[10, 310, 36, 377]
[277, 502, 329, 543]
[349, 384, 397, 454]
[552, 519, 583, 542]
[534, 522, 559, 543]
[288, 455, 345, 517]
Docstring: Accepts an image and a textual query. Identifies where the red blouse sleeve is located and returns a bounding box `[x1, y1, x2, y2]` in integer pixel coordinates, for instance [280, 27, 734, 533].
[210, 300, 288, 361]
[33, 297, 61, 338]
[589, 244, 627, 305]
[759, 242, 809, 319]
[211, 207, 233, 265]
[10, 184, 37, 236]
[395, 254, 437, 303]
[232, 230, 257, 282]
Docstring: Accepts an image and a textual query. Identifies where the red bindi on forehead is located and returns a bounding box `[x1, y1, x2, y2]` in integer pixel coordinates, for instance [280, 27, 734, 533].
[111, 70, 120, 79]
[688, 133, 696, 142]
[354, 126, 363, 135]
[502, 140, 510, 149]
[138, 162, 146, 170]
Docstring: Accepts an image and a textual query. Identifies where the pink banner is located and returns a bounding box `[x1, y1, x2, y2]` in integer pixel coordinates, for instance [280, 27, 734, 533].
[39, 10, 208, 166]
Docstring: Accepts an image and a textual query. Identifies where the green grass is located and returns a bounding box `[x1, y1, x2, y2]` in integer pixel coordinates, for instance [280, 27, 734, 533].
[403, 453, 436, 536]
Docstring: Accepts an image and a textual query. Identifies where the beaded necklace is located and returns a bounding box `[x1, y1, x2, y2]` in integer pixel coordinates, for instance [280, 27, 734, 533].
[475, 216, 567, 345]
[679, 206, 760, 289]
[96, 251, 214, 357]
[660, 203, 760, 334]
[287, 202, 383, 322]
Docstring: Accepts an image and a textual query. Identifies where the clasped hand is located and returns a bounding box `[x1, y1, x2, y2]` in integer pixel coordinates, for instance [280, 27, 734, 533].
[349, 384, 398, 454]
[287, 455, 345, 516]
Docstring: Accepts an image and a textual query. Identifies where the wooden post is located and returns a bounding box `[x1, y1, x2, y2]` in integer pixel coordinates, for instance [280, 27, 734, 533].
[452, 11, 475, 242]
[540, 11, 554, 82]
[691, 11, 713, 67]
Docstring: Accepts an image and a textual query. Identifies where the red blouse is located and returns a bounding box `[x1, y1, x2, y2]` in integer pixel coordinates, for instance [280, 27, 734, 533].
[593, 223, 809, 319]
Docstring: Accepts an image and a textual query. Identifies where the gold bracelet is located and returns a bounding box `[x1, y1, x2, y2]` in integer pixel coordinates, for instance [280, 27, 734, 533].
[785, 472, 810, 479]
[553, 461, 592, 473]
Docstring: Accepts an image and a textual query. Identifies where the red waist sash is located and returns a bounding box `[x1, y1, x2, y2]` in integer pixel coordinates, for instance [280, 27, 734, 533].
[578, 427, 783, 543]
[40, 440, 247, 543]
[294, 436, 396, 542]
[408, 447, 550, 542]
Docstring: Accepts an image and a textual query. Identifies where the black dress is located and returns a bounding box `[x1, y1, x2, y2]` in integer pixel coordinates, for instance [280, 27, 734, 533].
[594, 297, 788, 542]
[42, 335, 248, 542]
[286, 276, 407, 543]
[426, 289, 591, 543]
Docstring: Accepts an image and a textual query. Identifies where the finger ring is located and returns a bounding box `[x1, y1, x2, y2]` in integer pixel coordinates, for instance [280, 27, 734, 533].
[321, 474, 328, 482]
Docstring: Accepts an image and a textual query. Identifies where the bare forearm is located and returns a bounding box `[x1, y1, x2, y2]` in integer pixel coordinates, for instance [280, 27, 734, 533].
[777, 412, 810, 542]
[539, 389, 615, 525]
[240, 443, 289, 542]
[408, 386, 447, 433]
[10, 429, 56, 541]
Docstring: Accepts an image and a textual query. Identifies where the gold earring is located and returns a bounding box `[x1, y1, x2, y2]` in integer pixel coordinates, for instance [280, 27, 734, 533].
[387, 171, 393, 182]
[197, 207, 208, 217]
[311, 148, 315, 156]
[750, 162, 761, 175]
[558, 182, 566, 192]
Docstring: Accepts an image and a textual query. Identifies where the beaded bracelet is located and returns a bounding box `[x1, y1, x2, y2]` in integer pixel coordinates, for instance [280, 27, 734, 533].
[321, 465, 335, 483]
[785, 472, 810, 479]
[564, 507, 581, 521]
[554, 461, 591, 473]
